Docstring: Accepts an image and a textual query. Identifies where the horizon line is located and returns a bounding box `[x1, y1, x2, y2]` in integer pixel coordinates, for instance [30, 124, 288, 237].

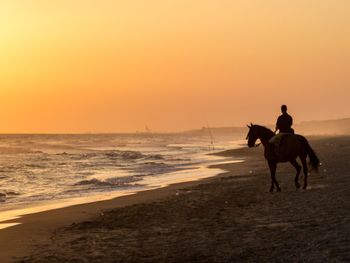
[0, 116, 348, 135]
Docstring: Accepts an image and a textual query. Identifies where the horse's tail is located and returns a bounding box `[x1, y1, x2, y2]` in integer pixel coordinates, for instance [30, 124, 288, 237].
[300, 136, 320, 172]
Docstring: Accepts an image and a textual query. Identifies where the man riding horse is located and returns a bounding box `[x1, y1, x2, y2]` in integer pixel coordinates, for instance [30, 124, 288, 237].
[246, 105, 319, 192]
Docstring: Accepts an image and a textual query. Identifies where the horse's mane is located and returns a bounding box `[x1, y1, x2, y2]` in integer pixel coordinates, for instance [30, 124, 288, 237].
[254, 124, 272, 131]
[253, 125, 275, 139]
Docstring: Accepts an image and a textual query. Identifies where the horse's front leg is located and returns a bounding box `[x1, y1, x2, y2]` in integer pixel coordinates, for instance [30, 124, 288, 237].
[268, 160, 281, 192]
[301, 157, 308, 189]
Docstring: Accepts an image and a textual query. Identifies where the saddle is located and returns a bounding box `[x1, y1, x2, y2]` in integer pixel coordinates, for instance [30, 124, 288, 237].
[268, 133, 292, 160]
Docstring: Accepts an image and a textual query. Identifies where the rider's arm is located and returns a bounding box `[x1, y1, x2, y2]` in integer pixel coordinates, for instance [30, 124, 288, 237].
[275, 117, 280, 133]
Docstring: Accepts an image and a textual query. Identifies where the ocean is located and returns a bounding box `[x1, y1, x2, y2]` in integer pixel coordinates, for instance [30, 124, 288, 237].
[0, 133, 243, 224]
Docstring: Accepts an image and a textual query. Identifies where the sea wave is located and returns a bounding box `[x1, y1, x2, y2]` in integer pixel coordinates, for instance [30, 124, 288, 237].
[0, 147, 44, 155]
[74, 176, 142, 188]
[58, 150, 164, 162]
[0, 191, 21, 202]
[104, 150, 144, 160]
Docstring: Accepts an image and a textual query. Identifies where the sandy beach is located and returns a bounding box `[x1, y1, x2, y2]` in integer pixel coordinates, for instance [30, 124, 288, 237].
[1, 136, 349, 262]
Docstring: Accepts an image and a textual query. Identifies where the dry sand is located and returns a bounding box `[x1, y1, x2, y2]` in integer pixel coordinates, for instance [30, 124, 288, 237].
[1, 136, 349, 262]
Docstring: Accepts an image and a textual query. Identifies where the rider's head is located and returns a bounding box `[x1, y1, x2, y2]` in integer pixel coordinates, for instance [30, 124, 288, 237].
[281, 105, 287, 113]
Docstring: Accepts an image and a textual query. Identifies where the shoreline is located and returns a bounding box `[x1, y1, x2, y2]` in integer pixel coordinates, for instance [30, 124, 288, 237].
[2, 135, 350, 262]
[0, 151, 239, 226]
[0, 151, 246, 262]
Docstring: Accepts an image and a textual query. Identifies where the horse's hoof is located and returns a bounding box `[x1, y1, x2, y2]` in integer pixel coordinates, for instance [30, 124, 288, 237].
[303, 186, 307, 190]
[277, 188, 282, 192]
[295, 183, 301, 189]
[269, 188, 274, 193]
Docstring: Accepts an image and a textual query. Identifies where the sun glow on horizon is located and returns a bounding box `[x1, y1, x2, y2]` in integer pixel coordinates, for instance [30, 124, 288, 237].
[0, 1, 350, 133]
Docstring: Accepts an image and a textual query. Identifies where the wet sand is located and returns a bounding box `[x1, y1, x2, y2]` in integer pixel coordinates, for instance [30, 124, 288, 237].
[2, 136, 350, 262]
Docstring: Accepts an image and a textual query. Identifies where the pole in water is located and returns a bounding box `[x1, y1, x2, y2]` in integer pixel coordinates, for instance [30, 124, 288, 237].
[206, 121, 215, 151]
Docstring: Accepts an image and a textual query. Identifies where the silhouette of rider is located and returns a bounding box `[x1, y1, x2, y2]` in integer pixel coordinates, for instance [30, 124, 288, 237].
[275, 105, 294, 134]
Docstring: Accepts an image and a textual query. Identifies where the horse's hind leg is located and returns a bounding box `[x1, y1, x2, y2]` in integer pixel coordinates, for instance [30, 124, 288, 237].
[300, 156, 308, 189]
[290, 159, 301, 189]
[268, 161, 281, 192]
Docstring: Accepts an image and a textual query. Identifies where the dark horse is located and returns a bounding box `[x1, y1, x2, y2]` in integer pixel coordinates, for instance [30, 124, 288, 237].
[246, 124, 320, 192]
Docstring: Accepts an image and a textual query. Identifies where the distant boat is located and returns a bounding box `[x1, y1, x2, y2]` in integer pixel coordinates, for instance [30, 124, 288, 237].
[145, 125, 152, 134]
[136, 125, 153, 134]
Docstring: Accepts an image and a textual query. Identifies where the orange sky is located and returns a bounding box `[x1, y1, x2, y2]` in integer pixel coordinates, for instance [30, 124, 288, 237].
[0, 0, 349, 133]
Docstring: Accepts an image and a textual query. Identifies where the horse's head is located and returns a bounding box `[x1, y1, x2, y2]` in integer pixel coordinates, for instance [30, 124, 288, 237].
[246, 124, 275, 147]
[246, 123, 260, 148]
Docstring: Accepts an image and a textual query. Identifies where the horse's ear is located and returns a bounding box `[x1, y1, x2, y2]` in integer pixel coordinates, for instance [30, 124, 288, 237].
[250, 122, 253, 126]
[247, 124, 251, 128]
